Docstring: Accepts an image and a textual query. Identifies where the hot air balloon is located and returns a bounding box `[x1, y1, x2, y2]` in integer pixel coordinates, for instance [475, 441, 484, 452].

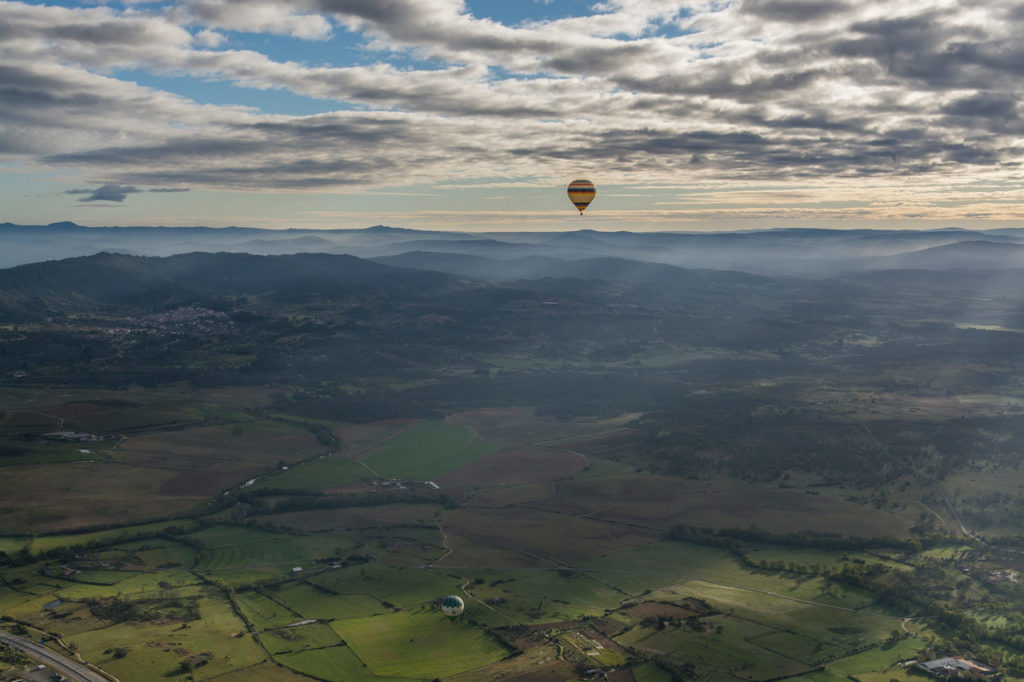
[567, 179, 596, 215]
[440, 595, 464, 617]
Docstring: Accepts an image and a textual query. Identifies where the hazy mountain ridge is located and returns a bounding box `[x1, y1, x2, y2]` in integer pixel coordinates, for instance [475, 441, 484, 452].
[3, 222, 1023, 275]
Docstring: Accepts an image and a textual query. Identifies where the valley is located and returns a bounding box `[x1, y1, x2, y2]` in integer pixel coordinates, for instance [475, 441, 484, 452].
[2, 227, 1024, 680]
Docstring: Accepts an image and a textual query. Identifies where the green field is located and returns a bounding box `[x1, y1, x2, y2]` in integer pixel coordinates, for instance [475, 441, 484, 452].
[275, 644, 407, 682]
[309, 565, 465, 609]
[259, 622, 343, 654]
[332, 610, 511, 679]
[235, 589, 302, 629]
[361, 421, 504, 481]
[189, 525, 346, 572]
[273, 581, 390, 620]
[254, 455, 369, 491]
[586, 541, 880, 612]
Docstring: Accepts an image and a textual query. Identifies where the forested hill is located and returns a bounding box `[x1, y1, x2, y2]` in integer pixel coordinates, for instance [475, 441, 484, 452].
[0, 251, 459, 316]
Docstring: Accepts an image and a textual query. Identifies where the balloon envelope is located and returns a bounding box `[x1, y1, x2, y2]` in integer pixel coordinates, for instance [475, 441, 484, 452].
[567, 179, 596, 215]
[440, 595, 464, 616]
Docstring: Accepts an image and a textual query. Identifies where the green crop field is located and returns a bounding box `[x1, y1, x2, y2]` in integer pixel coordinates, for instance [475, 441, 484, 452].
[361, 421, 504, 481]
[331, 610, 511, 679]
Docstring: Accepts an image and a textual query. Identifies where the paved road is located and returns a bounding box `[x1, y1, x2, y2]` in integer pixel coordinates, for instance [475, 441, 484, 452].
[0, 630, 110, 682]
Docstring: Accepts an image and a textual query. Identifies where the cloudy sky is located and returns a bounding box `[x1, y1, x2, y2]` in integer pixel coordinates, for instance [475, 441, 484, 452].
[1, 0, 1021, 231]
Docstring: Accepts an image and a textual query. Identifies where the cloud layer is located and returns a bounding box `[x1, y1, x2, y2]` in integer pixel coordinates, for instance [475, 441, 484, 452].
[1, 0, 1021, 224]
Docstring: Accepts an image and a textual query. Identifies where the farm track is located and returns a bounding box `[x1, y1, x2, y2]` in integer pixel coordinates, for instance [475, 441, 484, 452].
[460, 579, 520, 626]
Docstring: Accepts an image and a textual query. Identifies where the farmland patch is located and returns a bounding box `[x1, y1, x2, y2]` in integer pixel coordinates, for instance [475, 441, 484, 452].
[331, 610, 510, 679]
[437, 445, 587, 488]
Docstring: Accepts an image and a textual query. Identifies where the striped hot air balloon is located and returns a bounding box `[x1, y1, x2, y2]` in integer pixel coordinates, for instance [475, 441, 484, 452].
[567, 179, 596, 215]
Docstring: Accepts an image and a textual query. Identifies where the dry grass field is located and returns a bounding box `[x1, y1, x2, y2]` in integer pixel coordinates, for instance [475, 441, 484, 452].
[436, 445, 587, 488]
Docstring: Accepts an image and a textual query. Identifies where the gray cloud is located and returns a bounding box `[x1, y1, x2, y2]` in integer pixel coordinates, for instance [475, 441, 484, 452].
[2, 0, 1022, 201]
[67, 184, 142, 202]
[739, 0, 852, 22]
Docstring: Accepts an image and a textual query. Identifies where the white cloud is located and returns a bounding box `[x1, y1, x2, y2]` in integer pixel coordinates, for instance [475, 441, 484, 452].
[0, 0, 1019, 218]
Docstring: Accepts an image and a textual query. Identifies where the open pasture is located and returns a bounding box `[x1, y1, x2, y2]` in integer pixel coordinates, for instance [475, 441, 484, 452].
[309, 565, 462, 610]
[439, 507, 660, 567]
[274, 644, 405, 682]
[273, 582, 388, 620]
[0, 440, 117, 468]
[631, 661, 676, 682]
[258, 622, 343, 654]
[622, 617, 812, 679]
[254, 454, 368, 492]
[0, 536, 27, 552]
[445, 407, 639, 445]
[539, 474, 915, 537]
[202, 661, 313, 682]
[0, 409, 61, 431]
[189, 525, 344, 571]
[462, 481, 553, 508]
[743, 544, 910, 574]
[654, 580, 901, 651]
[117, 420, 321, 496]
[114, 537, 197, 568]
[0, 386, 193, 412]
[71, 569, 130, 585]
[53, 576, 206, 603]
[67, 590, 262, 681]
[799, 637, 923, 681]
[359, 525, 445, 565]
[264, 503, 442, 531]
[436, 444, 587, 488]
[587, 542, 878, 611]
[360, 421, 504, 481]
[26, 519, 199, 553]
[65, 400, 205, 434]
[331, 610, 510, 679]
[0, 462, 207, 533]
[469, 569, 627, 622]
[196, 386, 279, 408]
[335, 418, 421, 456]
[235, 589, 302, 630]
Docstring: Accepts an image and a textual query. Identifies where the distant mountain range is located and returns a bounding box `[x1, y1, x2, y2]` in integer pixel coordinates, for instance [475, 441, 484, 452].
[2, 221, 1023, 276]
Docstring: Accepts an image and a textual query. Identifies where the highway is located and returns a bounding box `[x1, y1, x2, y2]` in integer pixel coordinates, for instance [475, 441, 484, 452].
[0, 630, 110, 682]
